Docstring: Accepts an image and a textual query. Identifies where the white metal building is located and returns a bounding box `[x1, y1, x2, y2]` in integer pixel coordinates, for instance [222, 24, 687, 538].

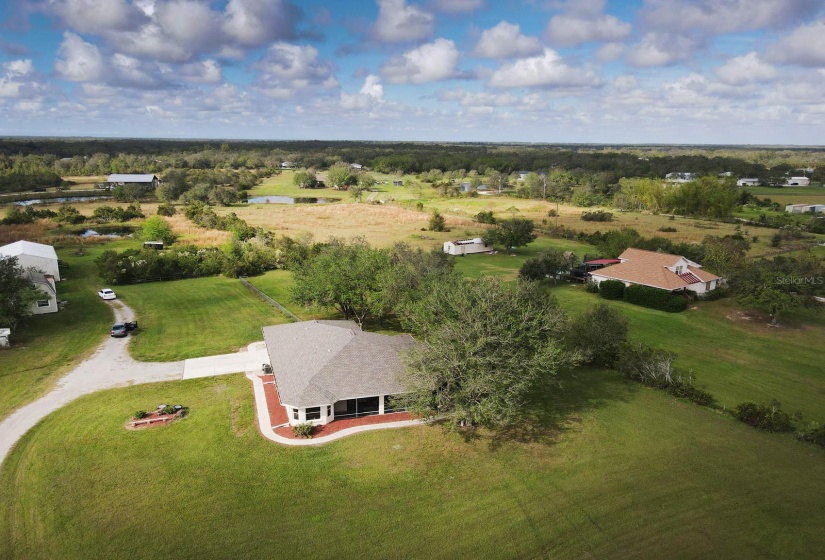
[443, 238, 492, 255]
[737, 178, 760, 186]
[0, 240, 60, 281]
[785, 177, 811, 186]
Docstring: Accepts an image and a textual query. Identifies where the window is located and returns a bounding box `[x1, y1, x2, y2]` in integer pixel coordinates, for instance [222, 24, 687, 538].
[306, 407, 321, 421]
[36, 300, 50, 308]
[292, 408, 299, 421]
[327, 405, 331, 417]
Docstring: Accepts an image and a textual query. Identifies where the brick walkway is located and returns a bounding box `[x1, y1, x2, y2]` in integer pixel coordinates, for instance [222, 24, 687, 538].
[255, 374, 414, 441]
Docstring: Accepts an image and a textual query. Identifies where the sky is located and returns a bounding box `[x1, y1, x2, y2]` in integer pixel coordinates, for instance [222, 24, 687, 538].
[0, 0, 824, 144]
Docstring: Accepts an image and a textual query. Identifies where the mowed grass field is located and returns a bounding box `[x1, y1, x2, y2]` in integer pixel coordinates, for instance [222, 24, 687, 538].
[548, 284, 825, 420]
[1, 372, 823, 560]
[114, 276, 291, 361]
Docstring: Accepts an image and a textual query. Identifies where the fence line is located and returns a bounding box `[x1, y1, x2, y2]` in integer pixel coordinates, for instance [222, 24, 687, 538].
[239, 276, 300, 322]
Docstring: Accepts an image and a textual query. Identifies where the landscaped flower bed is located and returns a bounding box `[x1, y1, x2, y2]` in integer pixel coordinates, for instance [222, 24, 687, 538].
[126, 404, 189, 429]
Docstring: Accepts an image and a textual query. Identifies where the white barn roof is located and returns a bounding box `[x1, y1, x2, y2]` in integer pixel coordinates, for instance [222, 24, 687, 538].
[106, 174, 157, 183]
[0, 240, 58, 261]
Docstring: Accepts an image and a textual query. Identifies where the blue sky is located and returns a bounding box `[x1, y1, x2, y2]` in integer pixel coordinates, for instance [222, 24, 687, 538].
[1, 0, 824, 144]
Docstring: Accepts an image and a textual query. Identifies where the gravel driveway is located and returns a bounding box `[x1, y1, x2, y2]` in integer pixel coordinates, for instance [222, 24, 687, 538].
[0, 300, 184, 469]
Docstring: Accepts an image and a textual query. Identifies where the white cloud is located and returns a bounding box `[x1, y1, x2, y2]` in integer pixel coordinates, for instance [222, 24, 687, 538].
[372, 0, 435, 43]
[4, 59, 34, 77]
[429, 0, 485, 13]
[255, 42, 338, 97]
[341, 75, 385, 110]
[488, 49, 600, 89]
[640, 0, 821, 34]
[473, 21, 542, 59]
[768, 21, 825, 67]
[596, 42, 624, 62]
[155, 0, 221, 53]
[222, 0, 301, 47]
[625, 33, 699, 67]
[180, 60, 222, 84]
[48, 0, 147, 34]
[381, 38, 459, 84]
[55, 32, 105, 82]
[714, 52, 778, 85]
[546, 11, 631, 47]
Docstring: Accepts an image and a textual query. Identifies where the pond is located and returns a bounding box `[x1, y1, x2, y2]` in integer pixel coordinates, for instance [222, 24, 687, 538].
[246, 196, 340, 204]
[13, 196, 113, 206]
[80, 229, 132, 238]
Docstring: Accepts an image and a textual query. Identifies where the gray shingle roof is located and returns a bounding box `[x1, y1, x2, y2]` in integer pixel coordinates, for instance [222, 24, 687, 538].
[262, 320, 416, 408]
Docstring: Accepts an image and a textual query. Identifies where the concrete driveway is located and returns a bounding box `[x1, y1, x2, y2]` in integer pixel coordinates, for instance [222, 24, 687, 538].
[0, 299, 266, 470]
[183, 341, 269, 379]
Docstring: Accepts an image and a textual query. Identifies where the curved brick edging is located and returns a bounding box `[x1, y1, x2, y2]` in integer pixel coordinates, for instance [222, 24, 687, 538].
[246, 372, 422, 446]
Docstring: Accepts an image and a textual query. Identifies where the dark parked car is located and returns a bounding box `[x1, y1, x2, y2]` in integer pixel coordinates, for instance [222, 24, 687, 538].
[125, 321, 138, 331]
[111, 323, 128, 338]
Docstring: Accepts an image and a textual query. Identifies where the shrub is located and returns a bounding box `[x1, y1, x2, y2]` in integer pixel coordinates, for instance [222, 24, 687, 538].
[568, 304, 628, 367]
[584, 279, 599, 293]
[735, 401, 795, 432]
[617, 342, 713, 406]
[623, 284, 688, 312]
[157, 203, 177, 216]
[796, 422, 825, 448]
[700, 286, 729, 301]
[658, 226, 677, 232]
[581, 210, 613, 222]
[429, 210, 446, 232]
[292, 422, 314, 438]
[134, 410, 148, 419]
[598, 280, 625, 300]
[547, 209, 557, 217]
[475, 210, 496, 224]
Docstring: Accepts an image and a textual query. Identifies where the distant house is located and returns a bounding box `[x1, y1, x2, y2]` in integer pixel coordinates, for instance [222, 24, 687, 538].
[737, 178, 760, 187]
[0, 240, 61, 281]
[0, 328, 9, 347]
[281, 161, 295, 169]
[718, 172, 733, 177]
[458, 182, 489, 192]
[517, 171, 530, 181]
[589, 248, 722, 296]
[392, 180, 403, 186]
[106, 174, 160, 189]
[262, 320, 416, 426]
[785, 204, 825, 214]
[785, 177, 810, 186]
[665, 172, 698, 183]
[443, 238, 492, 256]
[350, 163, 363, 170]
[27, 270, 58, 315]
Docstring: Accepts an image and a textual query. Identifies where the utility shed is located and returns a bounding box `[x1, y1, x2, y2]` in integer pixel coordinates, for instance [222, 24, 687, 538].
[443, 238, 492, 256]
[0, 240, 61, 281]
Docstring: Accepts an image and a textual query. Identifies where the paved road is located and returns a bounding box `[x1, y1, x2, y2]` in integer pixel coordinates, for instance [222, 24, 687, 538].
[0, 300, 184, 470]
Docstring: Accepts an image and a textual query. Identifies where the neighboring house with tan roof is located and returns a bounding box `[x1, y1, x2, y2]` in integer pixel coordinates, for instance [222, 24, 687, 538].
[262, 320, 416, 427]
[589, 248, 722, 295]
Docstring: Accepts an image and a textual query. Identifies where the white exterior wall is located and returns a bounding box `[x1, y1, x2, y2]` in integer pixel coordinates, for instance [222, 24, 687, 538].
[443, 239, 491, 255]
[285, 403, 334, 427]
[737, 178, 759, 186]
[32, 284, 57, 315]
[785, 177, 810, 186]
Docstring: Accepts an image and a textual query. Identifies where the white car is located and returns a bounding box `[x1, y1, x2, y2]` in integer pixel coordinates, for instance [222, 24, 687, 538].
[98, 288, 117, 300]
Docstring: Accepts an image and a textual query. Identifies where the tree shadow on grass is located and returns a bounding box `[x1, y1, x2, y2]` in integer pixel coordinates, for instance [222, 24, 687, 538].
[483, 367, 640, 450]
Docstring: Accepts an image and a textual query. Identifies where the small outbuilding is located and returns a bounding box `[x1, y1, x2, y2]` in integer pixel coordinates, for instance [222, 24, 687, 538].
[443, 238, 492, 256]
[785, 177, 810, 186]
[737, 178, 760, 187]
[27, 271, 58, 315]
[106, 174, 160, 189]
[0, 328, 10, 347]
[0, 240, 61, 281]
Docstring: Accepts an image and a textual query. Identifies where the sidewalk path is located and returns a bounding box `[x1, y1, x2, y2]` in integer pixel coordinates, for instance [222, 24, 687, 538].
[0, 300, 184, 469]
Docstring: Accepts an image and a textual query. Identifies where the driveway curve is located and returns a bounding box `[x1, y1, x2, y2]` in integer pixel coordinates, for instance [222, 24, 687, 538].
[0, 300, 184, 470]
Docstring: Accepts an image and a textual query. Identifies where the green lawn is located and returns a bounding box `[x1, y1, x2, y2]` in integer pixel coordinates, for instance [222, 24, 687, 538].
[114, 276, 291, 361]
[453, 236, 598, 281]
[1, 371, 823, 560]
[550, 284, 825, 420]
[0, 249, 112, 420]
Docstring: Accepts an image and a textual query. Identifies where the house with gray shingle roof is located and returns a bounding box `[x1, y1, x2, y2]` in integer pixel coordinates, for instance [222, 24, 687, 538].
[262, 320, 416, 426]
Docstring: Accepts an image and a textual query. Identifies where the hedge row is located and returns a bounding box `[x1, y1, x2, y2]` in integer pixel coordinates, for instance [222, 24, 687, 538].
[598, 281, 687, 312]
